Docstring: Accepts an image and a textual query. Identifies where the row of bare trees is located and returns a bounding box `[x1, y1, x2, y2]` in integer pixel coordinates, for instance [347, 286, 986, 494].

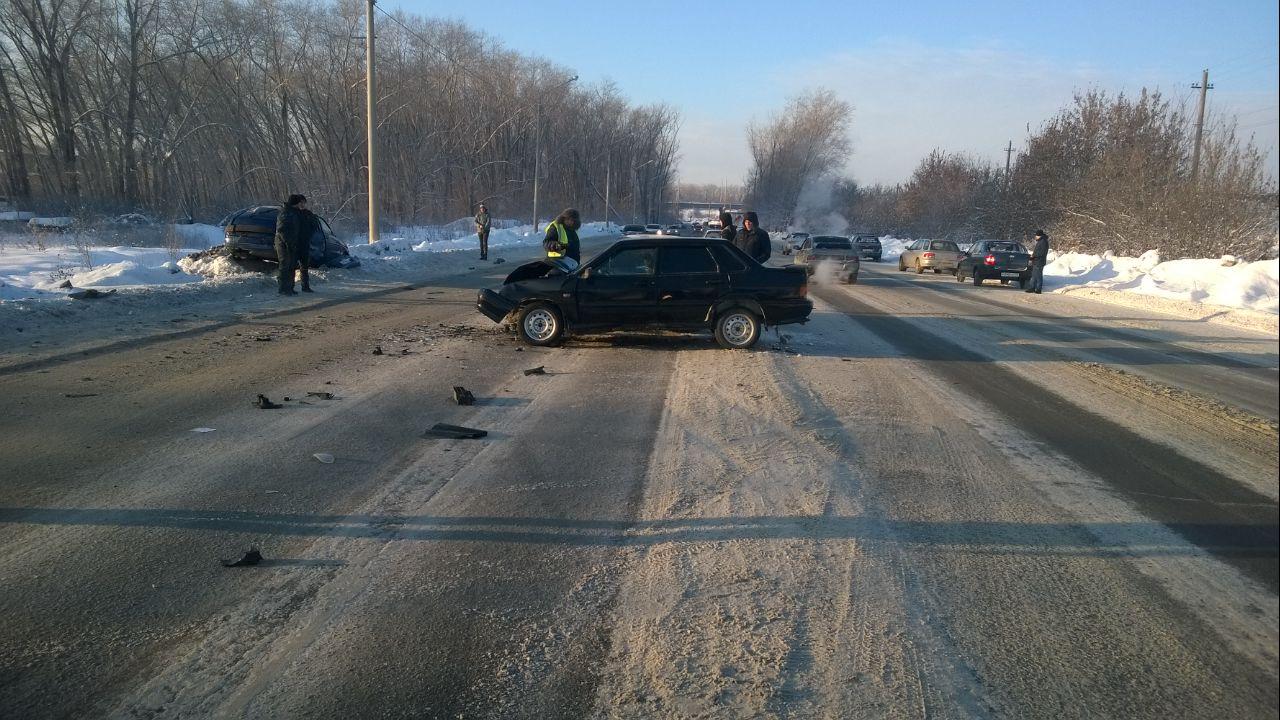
[0, 0, 681, 227]
[743, 89, 851, 227]
[843, 89, 1277, 258]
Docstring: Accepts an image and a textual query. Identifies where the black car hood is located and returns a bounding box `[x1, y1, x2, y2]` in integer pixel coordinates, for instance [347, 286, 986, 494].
[503, 257, 579, 284]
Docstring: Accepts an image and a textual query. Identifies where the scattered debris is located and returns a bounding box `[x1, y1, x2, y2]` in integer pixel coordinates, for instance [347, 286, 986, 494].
[63, 393, 98, 398]
[191, 427, 216, 433]
[372, 345, 384, 355]
[514, 347, 523, 352]
[523, 366, 546, 376]
[221, 548, 263, 567]
[453, 386, 476, 406]
[307, 391, 335, 400]
[253, 336, 272, 342]
[493, 258, 506, 264]
[400, 348, 410, 355]
[254, 394, 282, 409]
[264, 490, 280, 494]
[67, 288, 116, 300]
[841, 358, 852, 362]
[313, 453, 335, 464]
[57, 279, 73, 289]
[422, 423, 488, 439]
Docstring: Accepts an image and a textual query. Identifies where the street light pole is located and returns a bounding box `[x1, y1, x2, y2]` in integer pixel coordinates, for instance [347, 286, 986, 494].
[365, 0, 378, 244]
[530, 75, 577, 232]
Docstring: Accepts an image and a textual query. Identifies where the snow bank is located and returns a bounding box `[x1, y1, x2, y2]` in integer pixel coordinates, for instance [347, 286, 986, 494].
[879, 236, 911, 262]
[0, 211, 36, 221]
[0, 245, 207, 300]
[171, 223, 225, 248]
[351, 221, 619, 258]
[29, 216, 74, 229]
[1044, 250, 1278, 315]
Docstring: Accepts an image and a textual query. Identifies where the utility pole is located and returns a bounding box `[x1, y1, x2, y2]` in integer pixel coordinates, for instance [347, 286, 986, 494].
[365, 0, 379, 243]
[1003, 140, 1014, 193]
[1191, 68, 1213, 181]
[604, 153, 611, 225]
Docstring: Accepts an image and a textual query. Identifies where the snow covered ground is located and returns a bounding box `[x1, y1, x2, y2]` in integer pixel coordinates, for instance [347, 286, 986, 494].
[0, 220, 620, 301]
[877, 235, 1278, 323]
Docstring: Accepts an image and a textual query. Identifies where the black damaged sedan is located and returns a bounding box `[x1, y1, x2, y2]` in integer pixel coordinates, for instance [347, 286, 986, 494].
[477, 237, 813, 349]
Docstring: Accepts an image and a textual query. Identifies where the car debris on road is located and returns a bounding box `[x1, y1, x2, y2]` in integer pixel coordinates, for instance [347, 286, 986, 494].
[423, 423, 488, 439]
[524, 366, 546, 375]
[253, 394, 282, 409]
[453, 386, 476, 405]
[220, 548, 263, 568]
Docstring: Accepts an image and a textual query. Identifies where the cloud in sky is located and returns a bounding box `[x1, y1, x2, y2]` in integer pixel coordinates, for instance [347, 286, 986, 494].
[680, 39, 1277, 186]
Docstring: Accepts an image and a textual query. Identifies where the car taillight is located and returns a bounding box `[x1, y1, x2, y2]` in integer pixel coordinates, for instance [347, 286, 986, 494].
[984, 254, 996, 265]
[922, 252, 935, 258]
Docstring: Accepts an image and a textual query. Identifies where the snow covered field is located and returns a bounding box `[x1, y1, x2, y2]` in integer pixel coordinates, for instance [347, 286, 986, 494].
[0, 220, 619, 301]
[877, 235, 1279, 323]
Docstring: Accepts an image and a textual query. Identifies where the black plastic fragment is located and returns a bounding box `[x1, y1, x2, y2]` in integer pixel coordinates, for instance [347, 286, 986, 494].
[423, 423, 487, 439]
[453, 386, 475, 406]
[372, 345, 384, 355]
[307, 391, 335, 400]
[523, 366, 546, 376]
[221, 548, 263, 567]
[254, 394, 282, 409]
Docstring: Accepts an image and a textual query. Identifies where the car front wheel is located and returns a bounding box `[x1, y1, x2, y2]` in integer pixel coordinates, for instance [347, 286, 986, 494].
[516, 301, 564, 346]
[714, 308, 761, 349]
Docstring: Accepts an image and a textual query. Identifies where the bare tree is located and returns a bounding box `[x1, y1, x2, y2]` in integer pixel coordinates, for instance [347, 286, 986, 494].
[744, 88, 851, 226]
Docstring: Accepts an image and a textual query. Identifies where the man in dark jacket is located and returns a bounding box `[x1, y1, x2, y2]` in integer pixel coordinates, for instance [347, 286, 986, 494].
[543, 208, 582, 263]
[735, 210, 771, 264]
[296, 207, 320, 292]
[475, 204, 492, 261]
[275, 194, 308, 295]
[718, 210, 736, 244]
[1026, 229, 1050, 294]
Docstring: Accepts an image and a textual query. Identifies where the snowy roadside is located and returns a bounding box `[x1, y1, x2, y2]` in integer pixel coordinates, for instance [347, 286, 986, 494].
[878, 236, 1279, 333]
[0, 221, 621, 366]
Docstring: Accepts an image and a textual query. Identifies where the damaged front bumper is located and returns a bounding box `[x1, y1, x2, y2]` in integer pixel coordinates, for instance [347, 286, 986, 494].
[477, 288, 517, 323]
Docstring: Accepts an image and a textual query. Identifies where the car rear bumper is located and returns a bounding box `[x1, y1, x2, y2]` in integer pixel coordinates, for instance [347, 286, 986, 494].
[974, 267, 1030, 278]
[477, 289, 517, 323]
[763, 298, 813, 326]
[920, 258, 959, 269]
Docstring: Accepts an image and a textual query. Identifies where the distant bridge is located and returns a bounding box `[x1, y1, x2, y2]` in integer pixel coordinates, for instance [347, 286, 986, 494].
[667, 200, 745, 214]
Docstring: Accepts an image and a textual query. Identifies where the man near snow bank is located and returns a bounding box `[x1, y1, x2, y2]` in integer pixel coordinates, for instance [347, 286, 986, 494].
[275, 194, 312, 295]
[735, 211, 771, 264]
[543, 208, 582, 263]
[1026, 229, 1050, 294]
[475, 204, 492, 261]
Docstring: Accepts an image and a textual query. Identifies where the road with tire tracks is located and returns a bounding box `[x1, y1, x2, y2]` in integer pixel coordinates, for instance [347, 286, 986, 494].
[0, 247, 1276, 718]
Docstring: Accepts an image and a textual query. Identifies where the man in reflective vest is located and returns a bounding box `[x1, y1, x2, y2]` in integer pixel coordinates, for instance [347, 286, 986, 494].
[542, 207, 582, 263]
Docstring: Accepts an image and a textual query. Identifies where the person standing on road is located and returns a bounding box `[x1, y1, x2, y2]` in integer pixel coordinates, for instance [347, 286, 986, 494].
[274, 194, 308, 296]
[718, 210, 737, 244]
[296, 206, 319, 293]
[543, 208, 582, 263]
[1026, 229, 1050, 294]
[735, 210, 772, 264]
[474, 203, 492, 261]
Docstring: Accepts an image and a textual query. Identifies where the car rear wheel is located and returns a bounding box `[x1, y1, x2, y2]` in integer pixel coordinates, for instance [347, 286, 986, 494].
[516, 301, 563, 346]
[898, 258, 907, 271]
[933, 268, 942, 274]
[714, 308, 761, 349]
[915, 260, 925, 274]
[972, 271, 983, 286]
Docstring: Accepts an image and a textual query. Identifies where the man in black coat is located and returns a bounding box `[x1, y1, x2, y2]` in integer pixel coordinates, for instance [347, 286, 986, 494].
[734, 210, 771, 264]
[275, 194, 309, 295]
[1026, 229, 1050, 294]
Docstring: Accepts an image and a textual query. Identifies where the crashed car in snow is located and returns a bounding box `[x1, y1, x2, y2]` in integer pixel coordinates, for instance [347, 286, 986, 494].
[477, 237, 812, 349]
[219, 205, 359, 268]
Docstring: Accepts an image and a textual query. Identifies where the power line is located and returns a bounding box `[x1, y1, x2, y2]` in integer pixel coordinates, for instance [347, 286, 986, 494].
[373, 4, 498, 92]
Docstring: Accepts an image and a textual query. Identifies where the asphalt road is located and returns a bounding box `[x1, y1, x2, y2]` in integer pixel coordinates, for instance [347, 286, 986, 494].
[0, 252, 1276, 718]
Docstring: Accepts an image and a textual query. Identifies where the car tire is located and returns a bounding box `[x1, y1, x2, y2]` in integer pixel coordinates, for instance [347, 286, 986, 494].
[898, 258, 907, 271]
[972, 272, 983, 286]
[714, 308, 761, 350]
[516, 301, 564, 347]
[956, 269, 966, 282]
[915, 261, 925, 274]
[933, 268, 942, 274]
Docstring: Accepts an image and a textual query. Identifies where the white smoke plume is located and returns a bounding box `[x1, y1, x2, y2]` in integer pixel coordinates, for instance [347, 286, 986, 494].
[790, 175, 850, 236]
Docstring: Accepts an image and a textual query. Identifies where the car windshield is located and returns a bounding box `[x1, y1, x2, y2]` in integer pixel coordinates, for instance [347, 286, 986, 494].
[814, 237, 852, 249]
[622, 225, 645, 232]
[931, 241, 960, 251]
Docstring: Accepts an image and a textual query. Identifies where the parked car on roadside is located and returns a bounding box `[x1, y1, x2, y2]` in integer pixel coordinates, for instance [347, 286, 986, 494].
[898, 239, 965, 274]
[853, 234, 882, 261]
[956, 240, 1032, 287]
[221, 205, 356, 267]
[782, 232, 809, 256]
[792, 235, 860, 283]
[476, 237, 813, 349]
[621, 224, 648, 236]
[644, 223, 662, 233]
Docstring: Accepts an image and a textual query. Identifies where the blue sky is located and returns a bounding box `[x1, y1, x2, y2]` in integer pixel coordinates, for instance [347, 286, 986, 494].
[386, 0, 1279, 185]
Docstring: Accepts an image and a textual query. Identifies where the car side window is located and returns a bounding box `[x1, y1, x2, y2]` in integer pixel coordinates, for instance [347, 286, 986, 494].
[595, 247, 656, 277]
[659, 247, 719, 274]
[711, 245, 750, 271]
